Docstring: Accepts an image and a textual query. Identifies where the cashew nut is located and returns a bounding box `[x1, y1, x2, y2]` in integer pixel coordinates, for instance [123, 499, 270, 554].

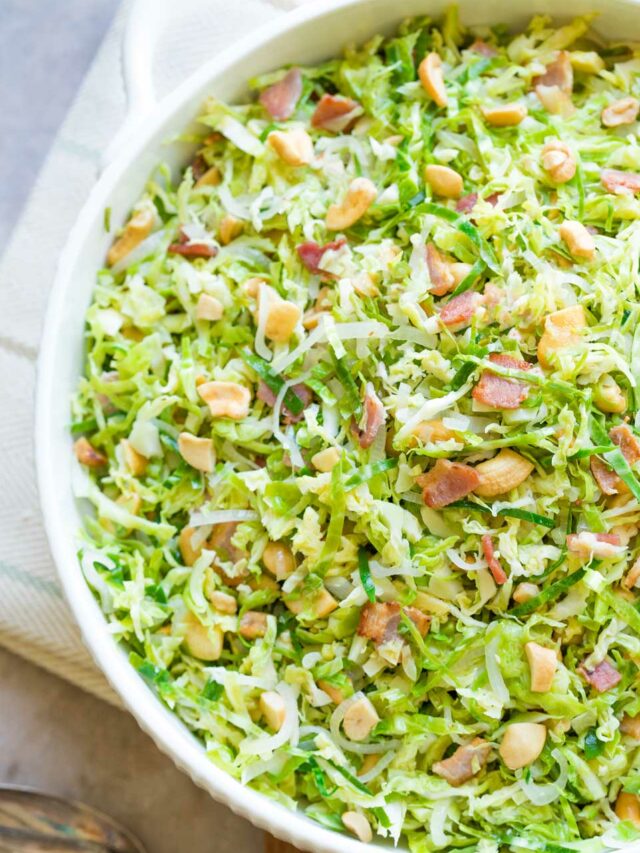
[418, 53, 448, 107]
[474, 449, 534, 497]
[74, 437, 107, 468]
[268, 128, 314, 166]
[602, 96, 640, 128]
[218, 214, 244, 245]
[621, 714, 640, 739]
[482, 103, 528, 127]
[262, 541, 296, 580]
[537, 304, 586, 369]
[326, 177, 377, 230]
[317, 679, 345, 705]
[499, 722, 547, 770]
[209, 590, 237, 614]
[425, 164, 463, 198]
[178, 433, 215, 473]
[624, 556, 640, 590]
[542, 140, 576, 184]
[343, 695, 379, 741]
[594, 375, 627, 414]
[513, 582, 539, 604]
[182, 611, 223, 661]
[120, 438, 148, 476]
[616, 792, 640, 828]
[239, 611, 268, 639]
[559, 220, 595, 260]
[342, 812, 372, 844]
[311, 447, 342, 472]
[569, 51, 604, 74]
[411, 420, 458, 445]
[286, 587, 338, 618]
[194, 165, 221, 188]
[179, 526, 201, 567]
[196, 293, 224, 322]
[198, 381, 251, 420]
[106, 208, 154, 267]
[260, 691, 286, 731]
[259, 284, 301, 343]
[525, 641, 558, 692]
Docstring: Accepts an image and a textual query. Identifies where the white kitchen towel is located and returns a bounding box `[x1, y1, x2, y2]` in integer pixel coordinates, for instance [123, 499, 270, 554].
[0, 0, 309, 705]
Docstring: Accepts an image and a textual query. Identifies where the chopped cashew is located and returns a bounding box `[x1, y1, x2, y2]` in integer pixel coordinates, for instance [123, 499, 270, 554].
[218, 214, 244, 245]
[525, 642, 558, 692]
[425, 164, 463, 198]
[342, 812, 372, 844]
[74, 437, 107, 468]
[244, 276, 265, 298]
[286, 587, 338, 618]
[624, 556, 640, 590]
[570, 51, 604, 74]
[513, 582, 539, 604]
[311, 447, 342, 472]
[194, 165, 221, 188]
[537, 304, 585, 369]
[260, 691, 286, 731]
[594, 375, 627, 414]
[474, 449, 534, 497]
[358, 754, 380, 777]
[182, 611, 223, 661]
[259, 285, 301, 343]
[239, 611, 268, 639]
[412, 419, 458, 445]
[178, 433, 215, 473]
[602, 96, 640, 128]
[616, 792, 640, 828]
[559, 220, 595, 260]
[621, 714, 640, 739]
[121, 438, 147, 476]
[343, 696, 379, 741]
[542, 140, 576, 184]
[107, 208, 154, 267]
[179, 526, 201, 566]
[326, 177, 377, 230]
[499, 722, 547, 770]
[198, 381, 251, 420]
[262, 541, 296, 580]
[268, 128, 314, 166]
[482, 103, 527, 127]
[196, 293, 224, 321]
[318, 679, 345, 704]
[209, 590, 237, 614]
[418, 52, 448, 107]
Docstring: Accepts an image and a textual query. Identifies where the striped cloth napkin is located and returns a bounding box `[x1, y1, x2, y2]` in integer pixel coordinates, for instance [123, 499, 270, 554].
[0, 0, 305, 704]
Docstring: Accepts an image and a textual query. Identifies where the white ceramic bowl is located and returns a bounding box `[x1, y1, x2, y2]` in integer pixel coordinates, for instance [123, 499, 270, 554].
[36, 0, 640, 849]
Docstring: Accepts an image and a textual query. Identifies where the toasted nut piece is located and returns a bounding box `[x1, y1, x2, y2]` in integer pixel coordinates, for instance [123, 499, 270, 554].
[311, 447, 342, 472]
[602, 96, 640, 128]
[121, 438, 147, 476]
[249, 575, 280, 595]
[621, 714, 640, 739]
[358, 754, 380, 777]
[239, 611, 268, 639]
[268, 128, 314, 166]
[286, 588, 338, 619]
[475, 449, 534, 497]
[209, 590, 237, 614]
[499, 722, 547, 770]
[450, 262, 473, 286]
[260, 690, 286, 731]
[482, 103, 527, 126]
[74, 437, 107, 468]
[179, 527, 201, 566]
[194, 165, 221, 188]
[570, 51, 604, 74]
[418, 52, 448, 107]
[537, 304, 585, 369]
[218, 214, 244, 245]
[244, 276, 265, 298]
[342, 812, 372, 844]
[343, 695, 379, 741]
[594, 375, 627, 414]
[259, 285, 301, 343]
[198, 381, 251, 419]
[568, 531, 623, 560]
[616, 792, 640, 827]
[513, 582, 539, 604]
[318, 679, 345, 705]
[178, 433, 215, 473]
[326, 177, 377, 230]
[559, 220, 595, 260]
[624, 556, 640, 590]
[525, 642, 558, 692]
[536, 87, 573, 116]
[182, 611, 223, 660]
[425, 164, 463, 199]
[542, 140, 576, 184]
[196, 293, 224, 321]
[411, 420, 458, 445]
[106, 208, 154, 267]
[262, 541, 296, 580]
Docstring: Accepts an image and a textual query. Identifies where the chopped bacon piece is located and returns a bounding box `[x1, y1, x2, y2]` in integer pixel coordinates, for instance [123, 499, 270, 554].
[311, 94, 362, 132]
[352, 385, 386, 449]
[404, 606, 431, 637]
[469, 39, 497, 57]
[190, 154, 208, 182]
[426, 243, 455, 296]
[481, 534, 508, 584]
[257, 380, 311, 424]
[611, 424, 640, 465]
[168, 230, 217, 259]
[472, 353, 532, 409]
[259, 68, 302, 120]
[439, 290, 483, 328]
[590, 456, 621, 495]
[456, 193, 478, 214]
[358, 602, 401, 645]
[533, 51, 573, 94]
[578, 659, 621, 693]
[567, 531, 621, 560]
[601, 169, 640, 196]
[296, 238, 346, 276]
[432, 738, 491, 786]
[419, 459, 480, 509]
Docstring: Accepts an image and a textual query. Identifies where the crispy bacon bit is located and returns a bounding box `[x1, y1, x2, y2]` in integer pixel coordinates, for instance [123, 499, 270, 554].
[601, 169, 640, 196]
[257, 380, 311, 424]
[578, 659, 621, 693]
[74, 437, 107, 468]
[439, 291, 483, 328]
[352, 385, 386, 449]
[456, 193, 478, 214]
[404, 606, 431, 637]
[472, 353, 532, 410]
[358, 602, 401, 645]
[432, 738, 491, 786]
[533, 52, 573, 93]
[311, 94, 362, 132]
[611, 424, 640, 465]
[567, 531, 621, 560]
[190, 154, 208, 182]
[296, 238, 346, 276]
[426, 243, 455, 296]
[481, 534, 508, 584]
[590, 456, 621, 495]
[259, 68, 302, 120]
[469, 39, 497, 57]
[168, 230, 217, 259]
[420, 459, 481, 508]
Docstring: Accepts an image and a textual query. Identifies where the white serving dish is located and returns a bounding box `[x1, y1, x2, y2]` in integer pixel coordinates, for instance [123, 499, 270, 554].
[35, 0, 640, 849]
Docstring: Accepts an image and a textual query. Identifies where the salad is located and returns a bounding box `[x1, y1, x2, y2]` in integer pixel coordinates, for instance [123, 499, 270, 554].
[72, 9, 640, 851]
